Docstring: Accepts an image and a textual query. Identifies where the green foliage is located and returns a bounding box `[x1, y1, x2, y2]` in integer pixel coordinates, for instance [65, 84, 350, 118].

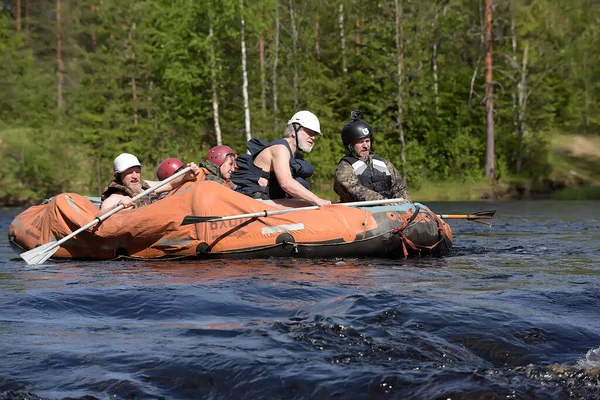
[0, 0, 597, 204]
[0, 127, 91, 204]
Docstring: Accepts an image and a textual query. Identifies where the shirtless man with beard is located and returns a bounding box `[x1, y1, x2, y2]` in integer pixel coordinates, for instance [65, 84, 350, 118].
[98, 153, 200, 217]
[231, 110, 331, 206]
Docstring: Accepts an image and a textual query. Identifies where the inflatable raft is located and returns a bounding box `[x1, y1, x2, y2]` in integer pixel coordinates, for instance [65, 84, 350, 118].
[8, 180, 452, 260]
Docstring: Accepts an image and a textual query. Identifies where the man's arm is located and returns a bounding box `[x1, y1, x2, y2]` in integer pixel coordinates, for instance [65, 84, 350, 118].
[333, 162, 385, 202]
[387, 160, 412, 203]
[97, 194, 134, 217]
[271, 145, 330, 206]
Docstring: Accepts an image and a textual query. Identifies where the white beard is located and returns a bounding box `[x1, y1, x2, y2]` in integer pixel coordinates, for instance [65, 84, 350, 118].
[298, 140, 314, 153]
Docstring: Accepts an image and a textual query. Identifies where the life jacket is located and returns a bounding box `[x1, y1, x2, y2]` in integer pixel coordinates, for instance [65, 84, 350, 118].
[340, 153, 393, 198]
[231, 138, 314, 200]
[100, 180, 155, 208]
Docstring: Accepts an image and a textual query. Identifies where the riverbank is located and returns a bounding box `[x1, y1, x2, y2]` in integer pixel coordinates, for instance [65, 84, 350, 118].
[410, 133, 600, 201]
[3, 133, 599, 207]
[310, 133, 600, 202]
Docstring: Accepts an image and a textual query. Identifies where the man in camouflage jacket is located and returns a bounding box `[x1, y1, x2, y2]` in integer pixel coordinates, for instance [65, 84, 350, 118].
[334, 110, 412, 204]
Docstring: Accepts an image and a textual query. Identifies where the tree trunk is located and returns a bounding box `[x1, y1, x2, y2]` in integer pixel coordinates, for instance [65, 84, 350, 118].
[96, 154, 102, 196]
[510, 0, 520, 171]
[259, 12, 267, 115]
[147, 81, 153, 122]
[510, 2, 518, 133]
[128, 25, 138, 126]
[289, 0, 299, 109]
[272, 1, 280, 131]
[431, 6, 439, 113]
[315, 15, 320, 59]
[355, 18, 360, 56]
[468, 56, 481, 108]
[583, 77, 589, 133]
[209, 19, 222, 146]
[484, 0, 494, 181]
[240, 0, 252, 142]
[90, 2, 97, 49]
[394, 0, 406, 180]
[56, 0, 64, 117]
[469, 2, 486, 108]
[24, 0, 29, 46]
[582, 55, 590, 132]
[516, 42, 529, 173]
[16, 0, 21, 32]
[338, 4, 347, 74]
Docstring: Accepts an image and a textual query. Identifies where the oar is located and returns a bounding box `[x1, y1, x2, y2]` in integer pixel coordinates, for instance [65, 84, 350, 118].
[181, 197, 406, 225]
[20, 166, 193, 265]
[437, 210, 496, 227]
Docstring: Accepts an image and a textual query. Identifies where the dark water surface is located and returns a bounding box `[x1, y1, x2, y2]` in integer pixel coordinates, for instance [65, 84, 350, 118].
[1, 201, 599, 400]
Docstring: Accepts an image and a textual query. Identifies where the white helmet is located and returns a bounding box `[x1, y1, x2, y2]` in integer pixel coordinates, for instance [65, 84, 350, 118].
[113, 153, 142, 174]
[287, 110, 322, 136]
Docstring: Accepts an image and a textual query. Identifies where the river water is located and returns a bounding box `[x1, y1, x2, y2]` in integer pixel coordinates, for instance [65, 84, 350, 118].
[1, 201, 599, 400]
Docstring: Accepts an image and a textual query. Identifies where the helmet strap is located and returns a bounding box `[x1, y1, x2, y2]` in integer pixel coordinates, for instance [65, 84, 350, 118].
[293, 123, 302, 153]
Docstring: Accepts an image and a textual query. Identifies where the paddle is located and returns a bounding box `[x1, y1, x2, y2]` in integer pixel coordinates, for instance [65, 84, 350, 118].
[180, 197, 406, 225]
[437, 210, 496, 227]
[20, 166, 193, 265]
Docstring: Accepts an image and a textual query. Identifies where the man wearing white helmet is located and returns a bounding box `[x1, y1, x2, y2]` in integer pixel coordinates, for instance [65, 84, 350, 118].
[98, 153, 200, 217]
[231, 111, 331, 206]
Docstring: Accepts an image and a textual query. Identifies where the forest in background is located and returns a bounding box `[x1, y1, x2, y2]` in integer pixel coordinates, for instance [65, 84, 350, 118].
[0, 0, 598, 205]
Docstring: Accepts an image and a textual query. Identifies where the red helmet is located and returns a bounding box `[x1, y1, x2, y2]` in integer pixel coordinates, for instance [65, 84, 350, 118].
[206, 145, 237, 167]
[156, 158, 184, 180]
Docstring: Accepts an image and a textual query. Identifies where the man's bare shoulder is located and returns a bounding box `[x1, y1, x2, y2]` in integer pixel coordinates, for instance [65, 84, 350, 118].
[255, 144, 287, 170]
[268, 143, 292, 160]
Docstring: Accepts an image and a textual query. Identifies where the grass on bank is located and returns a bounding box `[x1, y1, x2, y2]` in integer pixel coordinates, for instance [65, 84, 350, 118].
[315, 132, 600, 202]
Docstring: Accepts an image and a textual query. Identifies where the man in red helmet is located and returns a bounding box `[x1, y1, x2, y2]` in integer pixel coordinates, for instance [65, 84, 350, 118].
[98, 153, 200, 217]
[156, 158, 186, 181]
[201, 145, 238, 189]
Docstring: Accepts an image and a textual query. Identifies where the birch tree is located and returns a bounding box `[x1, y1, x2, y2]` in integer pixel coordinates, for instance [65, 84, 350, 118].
[127, 23, 138, 126]
[484, 0, 495, 181]
[272, 0, 280, 130]
[394, 0, 406, 179]
[258, 12, 267, 115]
[209, 18, 222, 145]
[56, 0, 64, 117]
[431, 4, 440, 112]
[289, 0, 299, 109]
[338, 4, 347, 74]
[240, 0, 252, 141]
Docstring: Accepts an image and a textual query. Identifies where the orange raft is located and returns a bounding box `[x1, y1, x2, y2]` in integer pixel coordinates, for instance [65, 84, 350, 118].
[8, 181, 452, 260]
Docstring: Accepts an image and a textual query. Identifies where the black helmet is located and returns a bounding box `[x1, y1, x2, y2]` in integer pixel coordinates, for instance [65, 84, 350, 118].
[341, 109, 373, 151]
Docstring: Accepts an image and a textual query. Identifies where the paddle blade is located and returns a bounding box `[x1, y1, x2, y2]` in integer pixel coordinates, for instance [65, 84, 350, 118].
[20, 242, 59, 265]
[469, 210, 496, 227]
[181, 215, 221, 225]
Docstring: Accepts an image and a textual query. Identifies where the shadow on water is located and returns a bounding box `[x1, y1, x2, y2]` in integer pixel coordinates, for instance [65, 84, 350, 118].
[0, 202, 599, 399]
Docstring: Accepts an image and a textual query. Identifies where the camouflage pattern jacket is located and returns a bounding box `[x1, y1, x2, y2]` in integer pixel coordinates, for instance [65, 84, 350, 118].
[333, 153, 412, 203]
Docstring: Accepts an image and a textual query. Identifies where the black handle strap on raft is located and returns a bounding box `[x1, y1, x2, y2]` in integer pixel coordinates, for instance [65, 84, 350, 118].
[397, 205, 421, 232]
